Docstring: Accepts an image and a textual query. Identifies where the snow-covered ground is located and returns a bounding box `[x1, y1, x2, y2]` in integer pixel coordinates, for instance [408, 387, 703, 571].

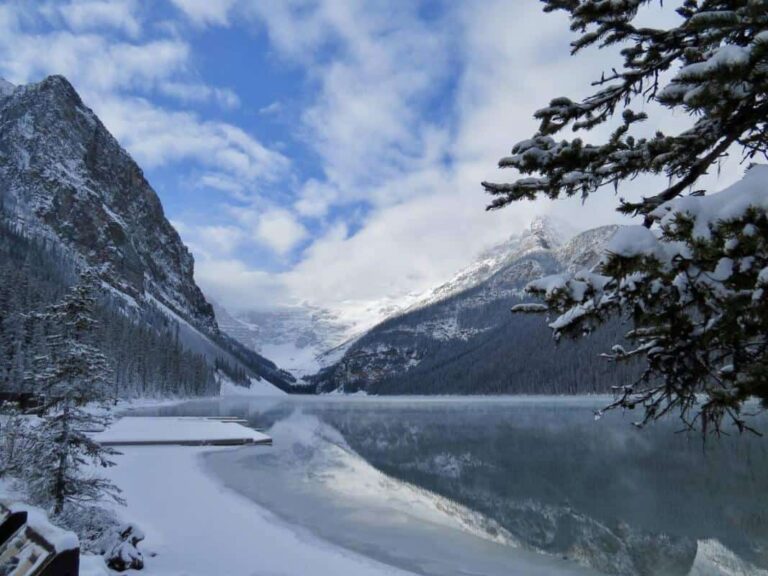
[103, 445, 415, 576]
[219, 376, 287, 397]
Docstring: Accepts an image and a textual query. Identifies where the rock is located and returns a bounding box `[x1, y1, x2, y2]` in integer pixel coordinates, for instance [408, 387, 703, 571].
[104, 523, 145, 571]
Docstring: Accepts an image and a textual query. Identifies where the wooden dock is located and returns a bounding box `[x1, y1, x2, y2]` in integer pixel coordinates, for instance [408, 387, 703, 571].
[92, 416, 273, 447]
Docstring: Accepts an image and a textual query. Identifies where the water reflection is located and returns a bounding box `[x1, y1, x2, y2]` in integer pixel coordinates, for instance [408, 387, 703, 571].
[139, 397, 768, 576]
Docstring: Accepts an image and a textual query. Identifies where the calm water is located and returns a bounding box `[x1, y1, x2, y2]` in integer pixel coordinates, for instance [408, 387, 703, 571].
[137, 396, 768, 576]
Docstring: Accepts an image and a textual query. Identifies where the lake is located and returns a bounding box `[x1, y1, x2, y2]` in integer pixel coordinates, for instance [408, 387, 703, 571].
[136, 396, 768, 576]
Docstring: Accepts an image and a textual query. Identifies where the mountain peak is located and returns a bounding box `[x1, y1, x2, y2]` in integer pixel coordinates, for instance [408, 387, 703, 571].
[0, 77, 15, 98]
[0, 73, 217, 333]
[518, 215, 565, 253]
[37, 74, 79, 95]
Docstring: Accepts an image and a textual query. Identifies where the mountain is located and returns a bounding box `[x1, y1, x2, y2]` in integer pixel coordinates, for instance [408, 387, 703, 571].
[309, 218, 639, 394]
[0, 75, 295, 395]
[213, 302, 354, 379]
[0, 75, 215, 331]
[216, 218, 578, 381]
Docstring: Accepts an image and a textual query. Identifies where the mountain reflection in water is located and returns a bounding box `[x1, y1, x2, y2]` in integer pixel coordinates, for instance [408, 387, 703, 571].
[139, 397, 768, 576]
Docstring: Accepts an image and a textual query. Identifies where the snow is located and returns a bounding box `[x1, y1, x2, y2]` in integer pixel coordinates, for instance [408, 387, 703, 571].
[258, 341, 323, 376]
[604, 225, 663, 259]
[677, 45, 751, 81]
[688, 539, 768, 576]
[711, 258, 735, 282]
[220, 376, 287, 397]
[528, 273, 569, 296]
[651, 165, 768, 241]
[6, 501, 79, 552]
[91, 416, 272, 445]
[104, 445, 415, 576]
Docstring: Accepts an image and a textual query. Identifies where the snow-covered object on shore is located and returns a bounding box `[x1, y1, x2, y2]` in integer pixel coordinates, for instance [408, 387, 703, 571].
[102, 523, 145, 571]
[6, 501, 79, 551]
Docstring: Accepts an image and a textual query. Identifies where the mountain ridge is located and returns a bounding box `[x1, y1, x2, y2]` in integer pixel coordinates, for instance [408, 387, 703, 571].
[308, 219, 636, 394]
[0, 74, 295, 394]
[0, 75, 216, 332]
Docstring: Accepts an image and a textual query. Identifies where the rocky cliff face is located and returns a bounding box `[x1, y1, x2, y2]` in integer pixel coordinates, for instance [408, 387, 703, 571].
[0, 75, 298, 393]
[310, 219, 632, 394]
[0, 75, 216, 332]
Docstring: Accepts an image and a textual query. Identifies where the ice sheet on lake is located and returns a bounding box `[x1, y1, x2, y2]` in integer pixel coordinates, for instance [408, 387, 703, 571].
[204, 412, 600, 576]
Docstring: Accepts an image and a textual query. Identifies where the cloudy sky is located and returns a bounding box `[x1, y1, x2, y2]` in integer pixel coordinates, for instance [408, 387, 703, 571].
[0, 0, 746, 314]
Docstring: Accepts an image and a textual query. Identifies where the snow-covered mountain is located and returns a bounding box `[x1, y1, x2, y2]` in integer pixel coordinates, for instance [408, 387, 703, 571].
[400, 216, 573, 316]
[309, 218, 637, 394]
[213, 302, 354, 378]
[0, 75, 216, 331]
[216, 217, 583, 380]
[0, 75, 294, 393]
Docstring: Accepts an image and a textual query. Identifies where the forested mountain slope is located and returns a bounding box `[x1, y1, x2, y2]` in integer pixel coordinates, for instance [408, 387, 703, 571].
[0, 75, 295, 396]
[311, 220, 639, 394]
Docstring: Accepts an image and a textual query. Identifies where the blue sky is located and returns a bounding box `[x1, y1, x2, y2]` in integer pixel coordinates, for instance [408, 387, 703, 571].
[0, 0, 744, 314]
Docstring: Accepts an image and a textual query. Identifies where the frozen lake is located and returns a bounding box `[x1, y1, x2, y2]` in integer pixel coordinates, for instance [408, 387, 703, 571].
[137, 396, 768, 576]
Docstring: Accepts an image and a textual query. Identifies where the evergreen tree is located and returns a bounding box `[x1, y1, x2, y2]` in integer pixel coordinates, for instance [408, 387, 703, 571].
[483, 1, 768, 432]
[26, 273, 123, 514]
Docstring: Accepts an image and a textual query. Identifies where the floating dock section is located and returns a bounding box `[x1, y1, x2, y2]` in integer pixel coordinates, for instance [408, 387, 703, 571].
[93, 416, 272, 447]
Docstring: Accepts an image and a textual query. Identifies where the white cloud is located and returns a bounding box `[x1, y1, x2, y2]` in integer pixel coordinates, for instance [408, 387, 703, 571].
[0, 2, 285, 192]
[195, 225, 245, 257]
[169, 0, 238, 27]
[0, 0, 747, 319]
[294, 179, 338, 218]
[252, 209, 309, 256]
[193, 257, 286, 311]
[0, 27, 189, 93]
[198, 172, 246, 197]
[159, 81, 241, 109]
[258, 101, 282, 116]
[52, 0, 142, 38]
[217, 0, 744, 316]
[93, 96, 289, 183]
[247, 1, 452, 208]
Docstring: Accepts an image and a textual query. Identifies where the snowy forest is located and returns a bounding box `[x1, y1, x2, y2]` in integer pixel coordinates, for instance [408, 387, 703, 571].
[0, 217, 218, 398]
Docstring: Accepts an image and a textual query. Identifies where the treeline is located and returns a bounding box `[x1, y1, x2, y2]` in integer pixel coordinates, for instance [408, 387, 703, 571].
[367, 310, 639, 395]
[0, 218, 219, 398]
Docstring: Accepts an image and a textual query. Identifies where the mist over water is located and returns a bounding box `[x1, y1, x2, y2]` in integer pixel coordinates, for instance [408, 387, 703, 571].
[140, 397, 768, 576]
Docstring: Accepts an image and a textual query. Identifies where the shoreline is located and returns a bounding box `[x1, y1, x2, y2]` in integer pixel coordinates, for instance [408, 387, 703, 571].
[104, 444, 415, 576]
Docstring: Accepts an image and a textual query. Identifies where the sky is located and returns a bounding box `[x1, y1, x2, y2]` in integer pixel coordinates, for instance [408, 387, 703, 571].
[0, 0, 747, 315]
